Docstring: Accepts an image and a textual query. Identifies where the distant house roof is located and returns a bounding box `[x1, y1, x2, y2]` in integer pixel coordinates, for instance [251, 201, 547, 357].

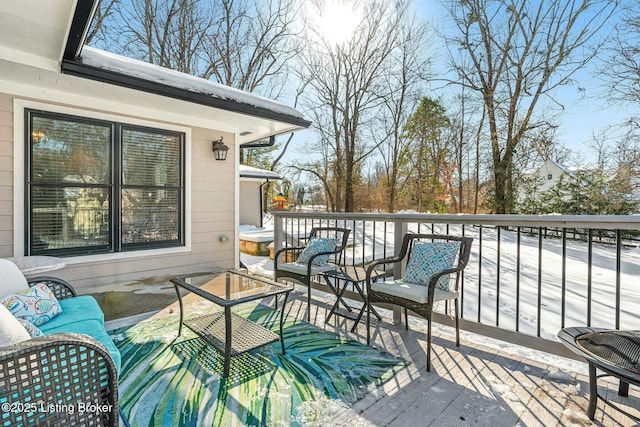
[239, 165, 282, 181]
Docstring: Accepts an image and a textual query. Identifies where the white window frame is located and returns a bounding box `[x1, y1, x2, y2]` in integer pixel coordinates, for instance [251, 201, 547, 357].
[13, 99, 192, 265]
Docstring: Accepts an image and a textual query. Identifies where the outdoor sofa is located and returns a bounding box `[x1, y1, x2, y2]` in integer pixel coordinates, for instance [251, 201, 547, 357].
[0, 259, 119, 426]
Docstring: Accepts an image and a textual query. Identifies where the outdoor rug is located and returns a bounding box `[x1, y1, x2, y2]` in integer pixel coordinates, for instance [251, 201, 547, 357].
[109, 302, 406, 426]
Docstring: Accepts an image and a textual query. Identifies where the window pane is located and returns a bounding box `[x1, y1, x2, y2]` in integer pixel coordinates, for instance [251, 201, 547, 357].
[31, 116, 111, 184]
[122, 189, 180, 244]
[31, 186, 110, 253]
[122, 129, 181, 186]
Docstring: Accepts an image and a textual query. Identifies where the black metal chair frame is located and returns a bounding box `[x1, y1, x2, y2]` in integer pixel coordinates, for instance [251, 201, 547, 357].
[365, 233, 473, 372]
[274, 226, 351, 321]
[0, 277, 119, 427]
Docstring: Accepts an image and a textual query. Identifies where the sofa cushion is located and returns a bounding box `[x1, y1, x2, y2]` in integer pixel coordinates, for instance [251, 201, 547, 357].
[403, 241, 460, 290]
[0, 304, 30, 347]
[1, 283, 62, 326]
[38, 296, 104, 332]
[0, 259, 29, 298]
[371, 279, 458, 304]
[42, 318, 121, 374]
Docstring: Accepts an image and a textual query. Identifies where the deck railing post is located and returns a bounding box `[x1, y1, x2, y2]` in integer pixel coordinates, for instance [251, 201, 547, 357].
[274, 213, 284, 260]
[392, 218, 408, 323]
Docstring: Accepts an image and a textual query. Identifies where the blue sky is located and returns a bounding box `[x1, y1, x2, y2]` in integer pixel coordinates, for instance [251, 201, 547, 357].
[413, 0, 636, 165]
[285, 0, 635, 170]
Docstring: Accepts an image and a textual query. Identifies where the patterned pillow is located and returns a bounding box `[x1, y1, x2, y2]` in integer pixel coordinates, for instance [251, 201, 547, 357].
[403, 241, 460, 290]
[0, 304, 30, 347]
[17, 318, 44, 338]
[1, 283, 63, 326]
[297, 237, 338, 266]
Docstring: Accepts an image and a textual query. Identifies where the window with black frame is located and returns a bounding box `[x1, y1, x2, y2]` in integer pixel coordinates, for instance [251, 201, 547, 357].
[26, 110, 185, 256]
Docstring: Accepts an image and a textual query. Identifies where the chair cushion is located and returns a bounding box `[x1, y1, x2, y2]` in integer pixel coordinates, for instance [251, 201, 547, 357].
[278, 262, 336, 276]
[297, 237, 338, 266]
[0, 259, 29, 298]
[403, 241, 460, 290]
[38, 296, 104, 332]
[371, 279, 458, 304]
[0, 304, 31, 347]
[1, 283, 63, 326]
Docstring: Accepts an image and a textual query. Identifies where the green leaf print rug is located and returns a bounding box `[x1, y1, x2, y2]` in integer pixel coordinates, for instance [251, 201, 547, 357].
[109, 302, 406, 426]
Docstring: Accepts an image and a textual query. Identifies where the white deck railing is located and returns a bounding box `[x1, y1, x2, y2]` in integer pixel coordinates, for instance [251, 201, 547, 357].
[273, 212, 640, 358]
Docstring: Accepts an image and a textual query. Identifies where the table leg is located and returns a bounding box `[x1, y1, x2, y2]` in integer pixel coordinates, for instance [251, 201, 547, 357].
[322, 275, 354, 314]
[618, 380, 630, 397]
[279, 292, 290, 355]
[172, 283, 184, 337]
[587, 362, 598, 420]
[224, 306, 231, 378]
[350, 282, 381, 332]
[325, 279, 354, 323]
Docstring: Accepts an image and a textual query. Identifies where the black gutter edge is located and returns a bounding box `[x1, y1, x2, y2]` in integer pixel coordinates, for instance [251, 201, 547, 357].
[60, 60, 312, 129]
[63, 0, 100, 61]
[241, 135, 277, 149]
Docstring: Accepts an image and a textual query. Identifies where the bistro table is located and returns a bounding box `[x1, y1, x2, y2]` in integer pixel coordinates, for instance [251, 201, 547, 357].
[320, 266, 384, 332]
[170, 269, 293, 377]
[559, 327, 640, 421]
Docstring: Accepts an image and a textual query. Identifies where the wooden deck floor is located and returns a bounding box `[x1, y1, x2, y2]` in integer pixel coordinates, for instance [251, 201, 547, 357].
[284, 290, 640, 427]
[106, 287, 640, 427]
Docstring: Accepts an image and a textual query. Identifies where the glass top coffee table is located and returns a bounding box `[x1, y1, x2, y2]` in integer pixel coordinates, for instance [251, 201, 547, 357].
[170, 269, 293, 377]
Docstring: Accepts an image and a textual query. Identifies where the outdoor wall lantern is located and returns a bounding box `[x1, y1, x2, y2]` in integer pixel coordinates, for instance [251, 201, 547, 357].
[212, 137, 229, 161]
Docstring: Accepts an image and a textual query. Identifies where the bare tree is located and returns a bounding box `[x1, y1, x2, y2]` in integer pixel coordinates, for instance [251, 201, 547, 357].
[375, 12, 431, 213]
[200, 0, 303, 98]
[88, 0, 301, 98]
[604, 1, 640, 105]
[442, 0, 618, 213]
[86, 0, 120, 46]
[297, 0, 418, 212]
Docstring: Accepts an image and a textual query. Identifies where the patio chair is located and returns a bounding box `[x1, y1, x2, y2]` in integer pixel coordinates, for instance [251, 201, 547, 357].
[365, 233, 473, 371]
[274, 226, 351, 321]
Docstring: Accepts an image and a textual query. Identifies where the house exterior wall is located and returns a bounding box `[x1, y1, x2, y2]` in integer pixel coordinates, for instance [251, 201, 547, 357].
[0, 94, 12, 257]
[0, 91, 237, 291]
[239, 180, 262, 226]
[532, 161, 566, 193]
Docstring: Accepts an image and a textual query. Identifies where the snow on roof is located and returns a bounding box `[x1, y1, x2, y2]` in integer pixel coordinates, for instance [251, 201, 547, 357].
[523, 160, 599, 176]
[78, 46, 306, 122]
[239, 164, 282, 180]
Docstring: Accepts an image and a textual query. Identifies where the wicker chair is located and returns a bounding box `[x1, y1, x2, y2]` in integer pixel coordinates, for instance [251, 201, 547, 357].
[365, 234, 473, 372]
[0, 277, 119, 427]
[274, 227, 351, 321]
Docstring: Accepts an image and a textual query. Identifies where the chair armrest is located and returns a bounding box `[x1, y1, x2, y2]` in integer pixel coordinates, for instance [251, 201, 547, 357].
[274, 246, 306, 270]
[27, 276, 77, 300]
[0, 333, 119, 427]
[365, 256, 402, 290]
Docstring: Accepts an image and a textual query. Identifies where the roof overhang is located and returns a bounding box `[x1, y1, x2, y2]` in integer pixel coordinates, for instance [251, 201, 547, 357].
[61, 47, 311, 139]
[0, 0, 310, 144]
